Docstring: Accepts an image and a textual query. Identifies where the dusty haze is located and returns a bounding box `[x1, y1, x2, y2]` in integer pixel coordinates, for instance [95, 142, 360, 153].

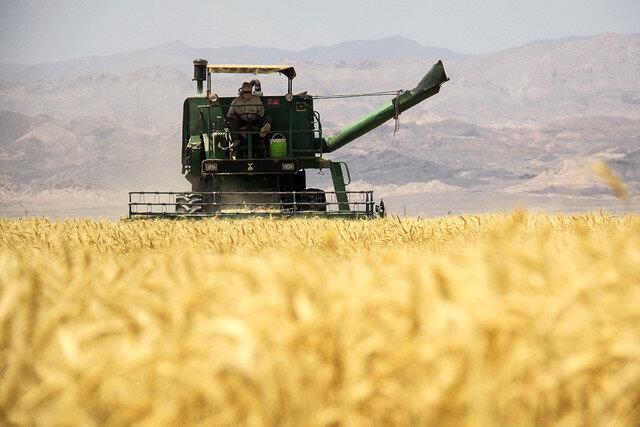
[2, 0, 639, 63]
[1, 33, 639, 217]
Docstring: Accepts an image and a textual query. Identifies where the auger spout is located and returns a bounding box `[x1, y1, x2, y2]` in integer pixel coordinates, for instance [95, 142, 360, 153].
[323, 60, 449, 153]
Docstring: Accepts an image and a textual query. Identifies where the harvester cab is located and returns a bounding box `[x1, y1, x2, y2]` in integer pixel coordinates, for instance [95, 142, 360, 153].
[128, 59, 449, 218]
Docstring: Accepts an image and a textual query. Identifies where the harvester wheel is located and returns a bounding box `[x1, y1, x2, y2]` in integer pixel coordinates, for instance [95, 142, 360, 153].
[175, 196, 190, 213]
[175, 194, 205, 214]
[189, 194, 205, 213]
[299, 188, 327, 212]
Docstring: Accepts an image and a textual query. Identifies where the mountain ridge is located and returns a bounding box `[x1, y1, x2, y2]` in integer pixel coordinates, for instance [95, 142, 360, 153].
[0, 35, 468, 82]
[1, 32, 639, 215]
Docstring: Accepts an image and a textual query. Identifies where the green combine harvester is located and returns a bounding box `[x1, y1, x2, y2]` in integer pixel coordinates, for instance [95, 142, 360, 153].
[129, 59, 448, 218]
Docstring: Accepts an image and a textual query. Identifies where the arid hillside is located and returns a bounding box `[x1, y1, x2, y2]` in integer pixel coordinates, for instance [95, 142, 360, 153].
[1, 34, 639, 216]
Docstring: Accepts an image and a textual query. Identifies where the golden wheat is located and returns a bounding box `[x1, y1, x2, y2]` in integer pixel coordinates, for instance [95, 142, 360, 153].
[593, 160, 630, 203]
[1, 213, 639, 426]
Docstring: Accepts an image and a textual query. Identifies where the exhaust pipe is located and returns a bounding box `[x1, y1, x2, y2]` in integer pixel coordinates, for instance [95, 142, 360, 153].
[193, 59, 208, 94]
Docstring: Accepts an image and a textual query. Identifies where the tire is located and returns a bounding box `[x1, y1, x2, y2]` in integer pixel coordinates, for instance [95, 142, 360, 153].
[175, 194, 205, 214]
[298, 188, 326, 212]
[175, 196, 189, 213]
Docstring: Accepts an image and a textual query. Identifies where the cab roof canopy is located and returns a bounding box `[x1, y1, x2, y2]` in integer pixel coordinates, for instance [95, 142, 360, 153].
[206, 64, 296, 80]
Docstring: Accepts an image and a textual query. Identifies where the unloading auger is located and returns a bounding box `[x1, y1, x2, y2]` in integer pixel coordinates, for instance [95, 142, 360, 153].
[128, 60, 449, 218]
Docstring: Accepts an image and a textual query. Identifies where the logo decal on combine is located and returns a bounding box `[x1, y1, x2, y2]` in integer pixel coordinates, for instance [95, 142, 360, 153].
[247, 162, 254, 171]
[267, 98, 280, 106]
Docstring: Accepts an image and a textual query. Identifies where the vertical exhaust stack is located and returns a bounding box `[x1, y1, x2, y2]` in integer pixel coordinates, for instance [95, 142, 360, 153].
[193, 59, 208, 94]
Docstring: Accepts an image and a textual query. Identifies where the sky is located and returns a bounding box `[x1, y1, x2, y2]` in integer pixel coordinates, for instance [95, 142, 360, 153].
[1, 0, 639, 64]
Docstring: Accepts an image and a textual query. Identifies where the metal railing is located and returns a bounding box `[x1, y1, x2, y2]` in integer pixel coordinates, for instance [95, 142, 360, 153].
[197, 103, 323, 159]
[128, 191, 378, 219]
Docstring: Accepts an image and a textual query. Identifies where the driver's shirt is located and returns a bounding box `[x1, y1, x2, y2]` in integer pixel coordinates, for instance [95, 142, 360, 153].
[227, 94, 265, 122]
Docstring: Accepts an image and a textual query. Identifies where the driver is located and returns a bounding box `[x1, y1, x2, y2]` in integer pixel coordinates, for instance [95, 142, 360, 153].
[226, 81, 271, 147]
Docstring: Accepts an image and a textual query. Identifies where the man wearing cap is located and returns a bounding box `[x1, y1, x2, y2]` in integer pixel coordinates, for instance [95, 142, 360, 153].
[226, 82, 271, 148]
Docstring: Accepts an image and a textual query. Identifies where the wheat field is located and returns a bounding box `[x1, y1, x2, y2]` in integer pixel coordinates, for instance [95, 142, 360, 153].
[0, 213, 639, 426]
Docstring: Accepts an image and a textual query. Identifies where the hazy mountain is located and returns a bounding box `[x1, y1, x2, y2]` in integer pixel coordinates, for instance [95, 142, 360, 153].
[0, 110, 51, 145]
[0, 110, 184, 193]
[0, 36, 467, 82]
[1, 33, 639, 216]
[424, 33, 640, 125]
[294, 35, 470, 62]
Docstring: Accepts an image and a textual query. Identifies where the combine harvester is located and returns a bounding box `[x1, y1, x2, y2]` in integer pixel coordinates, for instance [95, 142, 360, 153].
[129, 59, 448, 218]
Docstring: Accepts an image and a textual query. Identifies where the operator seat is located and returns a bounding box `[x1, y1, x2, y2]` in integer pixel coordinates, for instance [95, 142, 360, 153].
[231, 123, 268, 158]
